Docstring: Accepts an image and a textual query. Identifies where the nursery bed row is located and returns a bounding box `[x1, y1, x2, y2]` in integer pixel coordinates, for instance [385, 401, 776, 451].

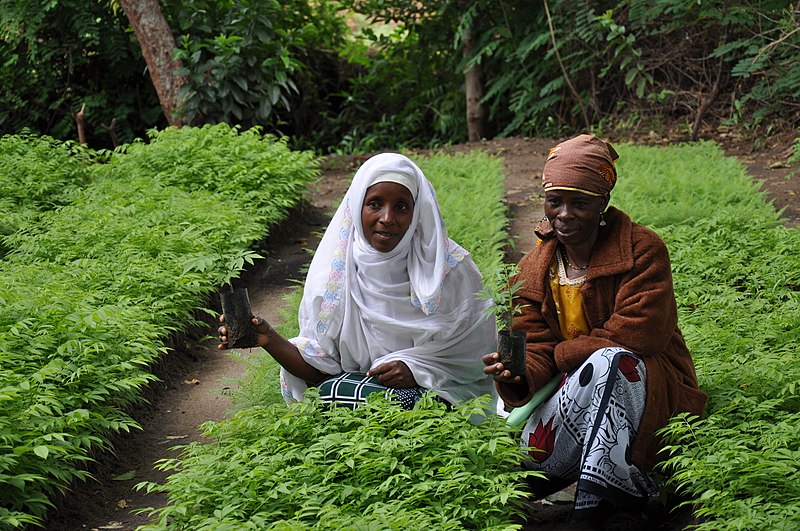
[0, 125, 318, 527]
[0, 135, 92, 258]
[617, 142, 800, 529]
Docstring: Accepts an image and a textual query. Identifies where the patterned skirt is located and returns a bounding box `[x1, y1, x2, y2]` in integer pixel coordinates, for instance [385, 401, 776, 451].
[317, 372, 437, 410]
[520, 347, 658, 520]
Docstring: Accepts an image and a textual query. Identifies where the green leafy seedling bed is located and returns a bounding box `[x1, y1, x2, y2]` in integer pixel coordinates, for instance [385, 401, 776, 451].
[0, 124, 318, 527]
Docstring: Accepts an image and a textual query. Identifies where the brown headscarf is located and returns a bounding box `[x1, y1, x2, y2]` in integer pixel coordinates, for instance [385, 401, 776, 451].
[542, 134, 619, 197]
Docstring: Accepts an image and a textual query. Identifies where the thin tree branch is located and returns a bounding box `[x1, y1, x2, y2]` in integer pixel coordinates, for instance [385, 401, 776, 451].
[753, 25, 800, 64]
[691, 55, 724, 140]
[73, 103, 87, 145]
[543, 0, 590, 129]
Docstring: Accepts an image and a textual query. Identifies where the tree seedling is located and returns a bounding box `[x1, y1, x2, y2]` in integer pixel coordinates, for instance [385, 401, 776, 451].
[479, 263, 527, 377]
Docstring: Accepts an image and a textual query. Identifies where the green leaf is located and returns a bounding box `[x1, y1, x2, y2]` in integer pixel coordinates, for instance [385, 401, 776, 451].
[33, 446, 49, 459]
[112, 470, 137, 481]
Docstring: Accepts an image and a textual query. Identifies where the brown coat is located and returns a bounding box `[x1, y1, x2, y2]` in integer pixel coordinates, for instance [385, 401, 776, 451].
[497, 207, 707, 468]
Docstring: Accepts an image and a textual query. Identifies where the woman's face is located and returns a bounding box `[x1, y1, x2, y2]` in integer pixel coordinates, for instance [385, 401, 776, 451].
[544, 190, 608, 248]
[361, 182, 415, 252]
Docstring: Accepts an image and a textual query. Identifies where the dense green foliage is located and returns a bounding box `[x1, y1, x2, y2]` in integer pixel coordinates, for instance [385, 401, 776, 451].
[417, 152, 508, 272]
[362, 0, 800, 141]
[3, 1, 798, 151]
[0, 0, 163, 146]
[0, 135, 91, 255]
[614, 142, 800, 529]
[138, 394, 531, 530]
[0, 125, 317, 527]
[165, 0, 348, 133]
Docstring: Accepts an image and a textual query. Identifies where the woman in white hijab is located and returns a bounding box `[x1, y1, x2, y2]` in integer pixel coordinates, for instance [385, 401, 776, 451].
[219, 153, 495, 409]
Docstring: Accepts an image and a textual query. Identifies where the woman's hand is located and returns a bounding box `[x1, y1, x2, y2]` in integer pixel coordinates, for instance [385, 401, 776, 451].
[217, 314, 272, 350]
[483, 352, 522, 383]
[368, 360, 417, 388]
[217, 316, 325, 385]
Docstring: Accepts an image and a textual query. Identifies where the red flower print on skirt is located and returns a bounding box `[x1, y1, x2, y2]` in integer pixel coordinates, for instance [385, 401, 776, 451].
[618, 354, 641, 382]
[528, 416, 556, 462]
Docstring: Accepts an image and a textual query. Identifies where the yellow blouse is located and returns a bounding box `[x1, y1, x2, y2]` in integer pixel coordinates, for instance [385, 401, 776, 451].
[548, 251, 590, 340]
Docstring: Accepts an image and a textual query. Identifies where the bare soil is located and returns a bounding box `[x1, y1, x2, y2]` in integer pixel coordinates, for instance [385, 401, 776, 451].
[42, 134, 798, 531]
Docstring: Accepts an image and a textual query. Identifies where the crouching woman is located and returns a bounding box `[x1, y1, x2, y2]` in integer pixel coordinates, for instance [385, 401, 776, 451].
[483, 135, 707, 526]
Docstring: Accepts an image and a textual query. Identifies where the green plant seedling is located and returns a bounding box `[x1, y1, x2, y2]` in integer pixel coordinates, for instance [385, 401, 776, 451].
[479, 263, 527, 377]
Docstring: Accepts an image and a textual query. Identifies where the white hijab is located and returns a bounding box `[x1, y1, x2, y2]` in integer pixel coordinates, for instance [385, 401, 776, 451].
[282, 153, 495, 405]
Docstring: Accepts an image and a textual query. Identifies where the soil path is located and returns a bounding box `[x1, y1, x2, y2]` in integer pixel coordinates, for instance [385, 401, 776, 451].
[43, 136, 797, 531]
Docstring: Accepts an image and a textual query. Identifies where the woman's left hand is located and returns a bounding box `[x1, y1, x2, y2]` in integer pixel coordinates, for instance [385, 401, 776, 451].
[482, 352, 522, 383]
[368, 360, 417, 388]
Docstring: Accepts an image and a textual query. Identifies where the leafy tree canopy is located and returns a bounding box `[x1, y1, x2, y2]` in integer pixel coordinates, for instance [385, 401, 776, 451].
[2, 0, 798, 151]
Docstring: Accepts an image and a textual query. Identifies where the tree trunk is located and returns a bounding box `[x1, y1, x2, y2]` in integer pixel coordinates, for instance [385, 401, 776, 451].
[118, 0, 186, 126]
[461, 22, 487, 142]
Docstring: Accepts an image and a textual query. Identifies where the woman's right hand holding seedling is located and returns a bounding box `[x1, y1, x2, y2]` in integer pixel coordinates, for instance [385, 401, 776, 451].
[217, 314, 272, 350]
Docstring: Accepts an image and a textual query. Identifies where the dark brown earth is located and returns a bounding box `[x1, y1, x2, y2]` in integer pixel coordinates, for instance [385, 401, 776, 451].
[42, 134, 798, 531]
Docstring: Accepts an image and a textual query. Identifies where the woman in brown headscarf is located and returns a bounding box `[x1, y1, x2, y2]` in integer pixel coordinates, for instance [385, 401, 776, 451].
[483, 134, 707, 527]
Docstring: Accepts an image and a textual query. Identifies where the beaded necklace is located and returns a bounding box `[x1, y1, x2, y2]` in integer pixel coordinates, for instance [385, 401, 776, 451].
[560, 247, 589, 270]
